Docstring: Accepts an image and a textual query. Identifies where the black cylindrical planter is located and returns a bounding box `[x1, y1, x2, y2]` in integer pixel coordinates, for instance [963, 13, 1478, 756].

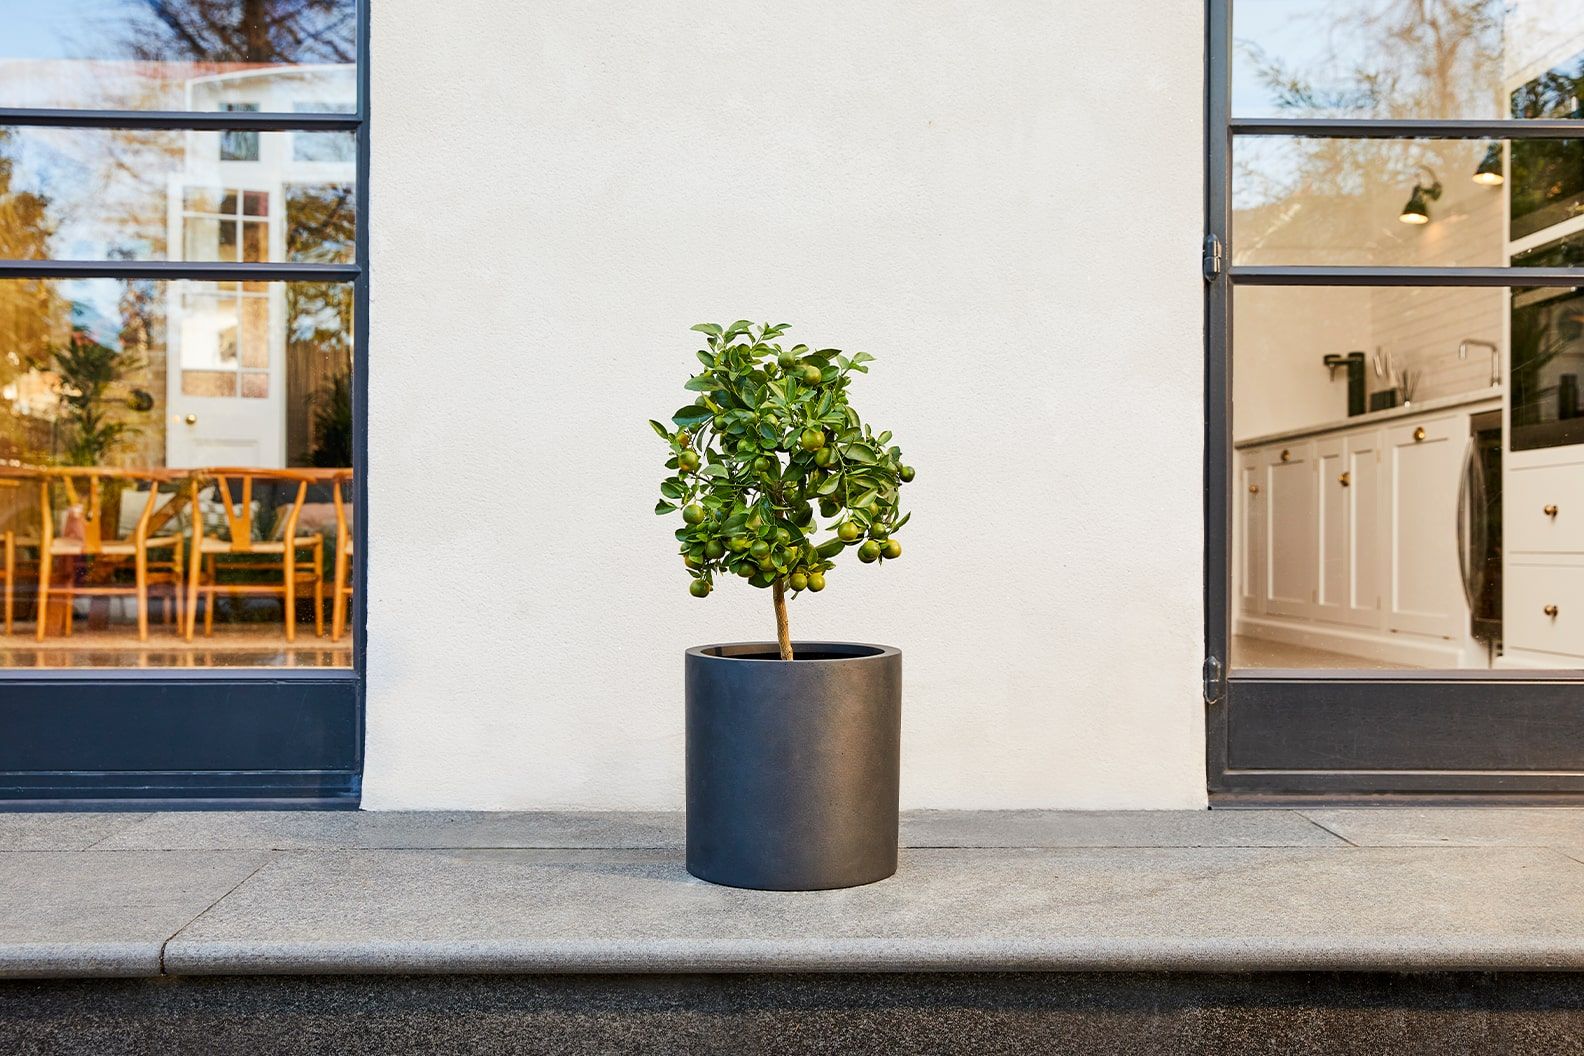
[685, 642, 901, 891]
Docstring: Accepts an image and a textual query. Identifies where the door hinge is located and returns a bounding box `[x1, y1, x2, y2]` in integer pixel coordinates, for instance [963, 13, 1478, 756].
[1202, 654, 1225, 705]
[1202, 234, 1224, 281]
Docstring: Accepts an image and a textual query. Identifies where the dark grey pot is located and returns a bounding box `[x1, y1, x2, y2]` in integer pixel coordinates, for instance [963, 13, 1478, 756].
[685, 642, 902, 891]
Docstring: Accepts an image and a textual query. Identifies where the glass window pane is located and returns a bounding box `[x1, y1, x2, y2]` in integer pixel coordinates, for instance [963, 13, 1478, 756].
[1233, 0, 1584, 122]
[1235, 136, 1584, 266]
[1232, 284, 1581, 674]
[0, 277, 353, 669]
[0, 1, 356, 112]
[0, 127, 355, 262]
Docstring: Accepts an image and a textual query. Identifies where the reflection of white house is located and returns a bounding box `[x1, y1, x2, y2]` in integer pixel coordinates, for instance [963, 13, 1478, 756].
[164, 65, 355, 468]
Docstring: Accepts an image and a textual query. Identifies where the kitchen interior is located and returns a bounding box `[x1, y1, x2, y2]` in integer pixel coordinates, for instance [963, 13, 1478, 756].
[1231, 17, 1584, 672]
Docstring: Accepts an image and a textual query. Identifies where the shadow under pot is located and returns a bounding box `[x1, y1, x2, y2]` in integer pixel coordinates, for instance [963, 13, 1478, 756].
[684, 642, 902, 891]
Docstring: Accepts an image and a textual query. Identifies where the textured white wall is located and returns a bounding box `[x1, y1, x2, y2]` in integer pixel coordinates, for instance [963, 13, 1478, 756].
[363, 1, 1207, 809]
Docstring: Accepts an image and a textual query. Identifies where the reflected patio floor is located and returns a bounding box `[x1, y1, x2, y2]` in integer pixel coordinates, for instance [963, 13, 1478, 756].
[0, 624, 350, 669]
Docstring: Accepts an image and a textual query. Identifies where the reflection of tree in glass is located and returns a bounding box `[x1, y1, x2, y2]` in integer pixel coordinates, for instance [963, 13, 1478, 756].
[46, 322, 150, 467]
[1241, 0, 1502, 120]
[117, 0, 355, 65]
[1236, 1, 1500, 256]
[286, 183, 354, 264]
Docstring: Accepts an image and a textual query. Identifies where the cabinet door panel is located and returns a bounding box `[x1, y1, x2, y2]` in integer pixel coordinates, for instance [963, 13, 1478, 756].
[1315, 437, 1347, 622]
[1239, 450, 1266, 617]
[1344, 430, 1384, 628]
[1264, 442, 1317, 618]
[1385, 416, 1464, 639]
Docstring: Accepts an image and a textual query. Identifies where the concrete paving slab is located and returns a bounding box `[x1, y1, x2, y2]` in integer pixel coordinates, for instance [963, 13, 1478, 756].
[163, 845, 1584, 975]
[0, 813, 150, 851]
[1304, 809, 1584, 854]
[93, 811, 687, 851]
[0, 851, 271, 977]
[901, 810, 1342, 847]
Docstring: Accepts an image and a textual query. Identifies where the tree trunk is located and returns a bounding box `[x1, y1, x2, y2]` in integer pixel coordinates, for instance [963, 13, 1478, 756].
[772, 579, 793, 661]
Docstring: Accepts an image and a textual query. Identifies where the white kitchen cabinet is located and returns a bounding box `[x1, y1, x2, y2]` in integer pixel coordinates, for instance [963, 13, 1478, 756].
[1342, 429, 1384, 628]
[1504, 561, 1584, 661]
[1502, 459, 1584, 665]
[1238, 449, 1265, 617]
[1314, 437, 1346, 622]
[1383, 415, 1465, 640]
[1262, 441, 1316, 619]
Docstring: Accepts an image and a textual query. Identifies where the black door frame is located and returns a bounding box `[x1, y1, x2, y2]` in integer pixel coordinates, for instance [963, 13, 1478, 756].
[0, 2, 370, 809]
[1203, 0, 1584, 804]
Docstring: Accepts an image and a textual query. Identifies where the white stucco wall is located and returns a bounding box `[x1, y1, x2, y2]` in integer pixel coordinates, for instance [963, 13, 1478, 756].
[363, 1, 1207, 810]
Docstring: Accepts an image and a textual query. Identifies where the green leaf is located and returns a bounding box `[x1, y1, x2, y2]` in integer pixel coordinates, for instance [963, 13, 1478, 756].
[846, 443, 877, 465]
[696, 350, 716, 368]
[672, 405, 712, 429]
[648, 419, 671, 439]
[850, 351, 875, 363]
[660, 478, 685, 500]
[655, 500, 678, 515]
[816, 538, 846, 559]
[699, 463, 728, 479]
[683, 375, 719, 392]
[691, 323, 723, 337]
[750, 571, 776, 588]
[850, 487, 878, 509]
[892, 512, 910, 531]
[816, 474, 841, 496]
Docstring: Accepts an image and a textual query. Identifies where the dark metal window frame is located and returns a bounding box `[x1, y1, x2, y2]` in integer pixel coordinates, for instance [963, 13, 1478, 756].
[0, 3, 370, 809]
[1205, 0, 1584, 804]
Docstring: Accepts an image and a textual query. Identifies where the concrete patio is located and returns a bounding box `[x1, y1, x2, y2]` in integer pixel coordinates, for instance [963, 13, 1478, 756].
[4, 808, 1584, 979]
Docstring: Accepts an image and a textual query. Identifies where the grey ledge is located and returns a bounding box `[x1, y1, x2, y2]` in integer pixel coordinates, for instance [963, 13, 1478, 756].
[5, 811, 1584, 978]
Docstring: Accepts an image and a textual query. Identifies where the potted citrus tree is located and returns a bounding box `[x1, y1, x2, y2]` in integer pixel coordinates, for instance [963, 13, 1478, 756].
[653, 320, 913, 890]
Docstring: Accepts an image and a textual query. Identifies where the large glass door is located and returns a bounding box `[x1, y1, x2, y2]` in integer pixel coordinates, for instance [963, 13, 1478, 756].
[0, 0, 367, 805]
[1207, 0, 1584, 800]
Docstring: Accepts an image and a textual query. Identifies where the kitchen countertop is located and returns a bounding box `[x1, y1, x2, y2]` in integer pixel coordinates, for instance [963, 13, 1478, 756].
[1235, 387, 1502, 449]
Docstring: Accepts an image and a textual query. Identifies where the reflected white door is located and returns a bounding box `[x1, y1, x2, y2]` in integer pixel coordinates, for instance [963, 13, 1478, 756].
[165, 281, 285, 468]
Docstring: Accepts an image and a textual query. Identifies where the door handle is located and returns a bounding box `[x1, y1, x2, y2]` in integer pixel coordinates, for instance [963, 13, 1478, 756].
[1545, 604, 1560, 619]
[1455, 437, 1478, 611]
[1545, 504, 1559, 518]
[1338, 472, 1351, 487]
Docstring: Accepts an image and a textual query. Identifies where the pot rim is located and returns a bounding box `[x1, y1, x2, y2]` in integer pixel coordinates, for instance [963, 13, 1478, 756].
[687, 641, 899, 664]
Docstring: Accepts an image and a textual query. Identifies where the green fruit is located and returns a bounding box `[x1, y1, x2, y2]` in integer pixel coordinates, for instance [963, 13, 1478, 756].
[736, 563, 755, 578]
[858, 540, 881, 563]
[753, 456, 774, 473]
[683, 553, 702, 569]
[793, 506, 815, 527]
[837, 521, 860, 543]
[800, 365, 822, 385]
[807, 572, 826, 592]
[775, 528, 791, 544]
[789, 572, 809, 592]
[869, 523, 889, 540]
[899, 465, 915, 482]
[681, 504, 705, 525]
[777, 352, 798, 369]
[882, 539, 901, 559]
[813, 446, 835, 467]
[819, 499, 839, 518]
[758, 556, 776, 571]
[677, 450, 700, 472]
[750, 540, 771, 559]
[799, 429, 825, 452]
[704, 540, 725, 560]
[676, 430, 691, 446]
[689, 579, 711, 598]
[746, 511, 763, 531]
[728, 536, 748, 553]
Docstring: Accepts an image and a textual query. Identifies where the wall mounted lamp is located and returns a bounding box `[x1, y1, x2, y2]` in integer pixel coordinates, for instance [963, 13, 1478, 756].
[1472, 142, 1504, 186]
[1399, 168, 1442, 225]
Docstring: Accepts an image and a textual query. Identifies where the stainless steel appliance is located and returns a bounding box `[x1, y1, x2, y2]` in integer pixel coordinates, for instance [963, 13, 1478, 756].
[1458, 410, 1503, 646]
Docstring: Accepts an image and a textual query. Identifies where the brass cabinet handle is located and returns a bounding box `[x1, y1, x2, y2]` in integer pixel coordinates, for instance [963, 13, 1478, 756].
[1249, 483, 1260, 495]
[184, 414, 197, 426]
[1545, 504, 1559, 518]
[1413, 426, 1427, 442]
[1545, 605, 1560, 619]
[1280, 449, 1291, 462]
[1338, 471, 1351, 487]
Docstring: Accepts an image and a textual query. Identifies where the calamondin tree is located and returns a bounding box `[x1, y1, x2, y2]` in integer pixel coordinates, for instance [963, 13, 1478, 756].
[653, 320, 913, 661]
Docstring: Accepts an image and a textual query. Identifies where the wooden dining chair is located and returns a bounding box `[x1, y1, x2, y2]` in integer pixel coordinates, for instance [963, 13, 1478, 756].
[185, 469, 326, 643]
[0, 477, 18, 634]
[33, 468, 188, 642]
[331, 470, 354, 642]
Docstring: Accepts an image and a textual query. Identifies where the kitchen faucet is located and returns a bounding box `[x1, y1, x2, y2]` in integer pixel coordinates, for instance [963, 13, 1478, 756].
[1458, 338, 1500, 388]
